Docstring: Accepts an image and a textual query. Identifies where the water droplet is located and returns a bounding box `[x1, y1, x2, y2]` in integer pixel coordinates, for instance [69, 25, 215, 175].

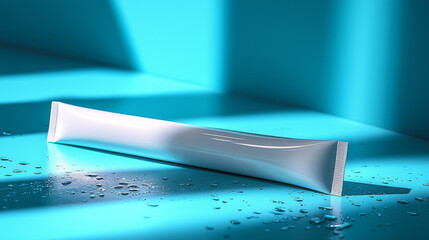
[305, 226, 312, 230]
[19, 163, 29, 165]
[90, 195, 95, 198]
[352, 203, 361, 207]
[274, 207, 285, 212]
[119, 182, 129, 186]
[214, 207, 221, 210]
[230, 220, 241, 225]
[318, 206, 332, 211]
[120, 192, 129, 196]
[376, 213, 382, 217]
[34, 172, 41, 175]
[61, 181, 72, 185]
[2, 131, 12, 136]
[406, 212, 418, 216]
[299, 209, 308, 214]
[35, 166, 42, 169]
[325, 222, 352, 230]
[129, 188, 139, 192]
[3, 174, 12, 177]
[96, 183, 103, 187]
[148, 203, 159, 207]
[162, 177, 168, 180]
[12, 169, 25, 173]
[85, 173, 98, 177]
[96, 177, 104, 180]
[279, 226, 289, 231]
[205, 226, 214, 230]
[309, 217, 325, 224]
[210, 183, 218, 187]
[415, 197, 423, 202]
[324, 215, 337, 220]
[253, 211, 261, 214]
[113, 185, 124, 189]
[397, 200, 409, 204]
[99, 193, 105, 197]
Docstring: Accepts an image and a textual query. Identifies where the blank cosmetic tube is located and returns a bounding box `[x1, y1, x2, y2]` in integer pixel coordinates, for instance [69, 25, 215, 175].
[47, 102, 348, 195]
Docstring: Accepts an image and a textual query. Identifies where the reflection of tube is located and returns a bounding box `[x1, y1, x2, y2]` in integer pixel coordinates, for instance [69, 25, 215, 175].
[47, 102, 348, 195]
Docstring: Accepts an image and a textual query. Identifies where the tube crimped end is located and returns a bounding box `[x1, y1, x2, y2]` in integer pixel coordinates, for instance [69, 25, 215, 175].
[330, 141, 348, 196]
[47, 101, 60, 143]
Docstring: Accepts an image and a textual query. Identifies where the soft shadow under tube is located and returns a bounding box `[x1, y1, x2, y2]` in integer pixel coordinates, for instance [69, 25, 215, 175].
[47, 102, 348, 196]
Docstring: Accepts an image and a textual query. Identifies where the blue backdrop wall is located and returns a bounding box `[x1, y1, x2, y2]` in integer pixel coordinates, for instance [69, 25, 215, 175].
[0, 0, 428, 140]
[225, 0, 429, 140]
[0, 0, 225, 88]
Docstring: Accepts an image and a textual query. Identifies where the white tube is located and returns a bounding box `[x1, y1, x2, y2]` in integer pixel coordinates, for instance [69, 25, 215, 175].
[47, 102, 348, 195]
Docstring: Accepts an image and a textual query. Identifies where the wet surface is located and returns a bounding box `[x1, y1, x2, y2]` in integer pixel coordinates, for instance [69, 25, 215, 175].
[1, 93, 429, 240]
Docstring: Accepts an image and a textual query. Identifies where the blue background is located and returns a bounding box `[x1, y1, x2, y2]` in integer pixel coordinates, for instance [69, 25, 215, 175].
[0, 1, 428, 239]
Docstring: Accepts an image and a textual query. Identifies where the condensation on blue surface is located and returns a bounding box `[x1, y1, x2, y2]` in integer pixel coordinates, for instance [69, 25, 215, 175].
[1, 94, 428, 240]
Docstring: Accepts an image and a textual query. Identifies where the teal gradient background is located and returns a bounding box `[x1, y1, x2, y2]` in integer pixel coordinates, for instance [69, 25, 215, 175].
[0, 1, 428, 240]
[225, 0, 429, 140]
[1, 0, 429, 138]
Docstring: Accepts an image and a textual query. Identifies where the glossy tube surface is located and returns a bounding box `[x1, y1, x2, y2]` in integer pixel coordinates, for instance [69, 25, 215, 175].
[47, 102, 348, 195]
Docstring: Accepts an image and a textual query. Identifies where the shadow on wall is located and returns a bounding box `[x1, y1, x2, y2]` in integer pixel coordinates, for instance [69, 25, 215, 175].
[0, 0, 224, 88]
[0, 45, 96, 76]
[0, 0, 136, 69]
[224, 0, 429, 141]
[392, 0, 429, 140]
[1, 0, 429, 140]
[225, 0, 336, 109]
